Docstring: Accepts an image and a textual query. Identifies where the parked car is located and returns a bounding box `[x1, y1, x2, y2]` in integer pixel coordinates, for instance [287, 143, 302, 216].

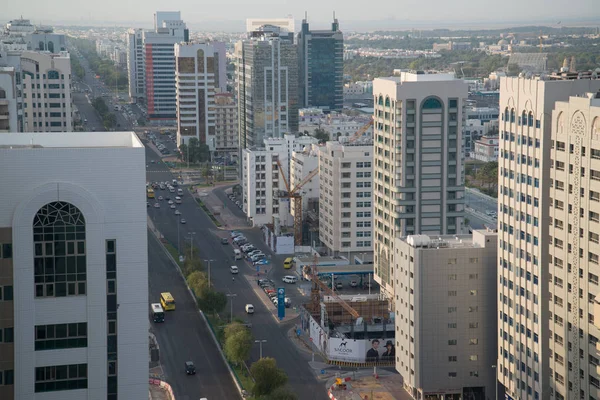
[258, 279, 270, 287]
[335, 282, 343, 290]
[350, 280, 358, 288]
[221, 237, 229, 245]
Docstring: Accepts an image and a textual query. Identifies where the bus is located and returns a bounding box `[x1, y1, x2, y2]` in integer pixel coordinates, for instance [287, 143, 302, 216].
[160, 292, 175, 311]
[147, 188, 155, 199]
[150, 303, 165, 322]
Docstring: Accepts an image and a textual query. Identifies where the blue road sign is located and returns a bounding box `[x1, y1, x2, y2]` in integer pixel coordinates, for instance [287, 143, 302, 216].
[277, 287, 285, 320]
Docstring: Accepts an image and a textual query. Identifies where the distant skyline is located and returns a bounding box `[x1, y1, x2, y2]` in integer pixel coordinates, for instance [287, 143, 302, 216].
[4, 0, 600, 32]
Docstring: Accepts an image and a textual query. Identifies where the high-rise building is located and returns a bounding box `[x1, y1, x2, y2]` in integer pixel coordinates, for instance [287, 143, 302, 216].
[497, 76, 600, 400]
[143, 11, 188, 121]
[174, 42, 226, 149]
[297, 17, 343, 111]
[290, 143, 320, 242]
[214, 93, 239, 158]
[245, 17, 295, 37]
[0, 66, 19, 133]
[0, 131, 148, 400]
[235, 27, 299, 154]
[126, 28, 145, 103]
[20, 51, 72, 132]
[318, 140, 373, 254]
[395, 230, 498, 400]
[241, 134, 317, 226]
[548, 92, 600, 400]
[372, 72, 468, 298]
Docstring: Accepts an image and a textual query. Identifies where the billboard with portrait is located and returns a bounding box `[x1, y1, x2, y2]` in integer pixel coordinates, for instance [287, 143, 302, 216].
[327, 337, 396, 363]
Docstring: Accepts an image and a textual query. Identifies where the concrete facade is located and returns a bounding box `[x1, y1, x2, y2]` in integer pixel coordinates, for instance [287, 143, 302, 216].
[126, 28, 145, 103]
[0, 132, 148, 400]
[372, 72, 468, 298]
[497, 77, 600, 400]
[174, 42, 226, 150]
[0, 67, 19, 133]
[214, 93, 238, 158]
[472, 136, 499, 162]
[290, 144, 320, 222]
[20, 51, 72, 133]
[319, 141, 373, 254]
[395, 230, 497, 400]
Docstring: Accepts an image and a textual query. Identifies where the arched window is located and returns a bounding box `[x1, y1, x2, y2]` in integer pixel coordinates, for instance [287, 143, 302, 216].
[528, 112, 534, 127]
[378, 95, 383, 106]
[39, 41, 45, 51]
[504, 107, 509, 121]
[384, 96, 390, 107]
[33, 201, 87, 298]
[521, 111, 527, 126]
[510, 109, 515, 123]
[422, 97, 442, 109]
[0, 88, 5, 99]
[47, 70, 59, 80]
[47, 41, 54, 53]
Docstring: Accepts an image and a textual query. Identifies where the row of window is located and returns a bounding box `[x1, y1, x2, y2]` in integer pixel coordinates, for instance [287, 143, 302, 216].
[0, 370, 14, 386]
[499, 169, 540, 187]
[35, 364, 87, 393]
[500, 150, 540, 167]
[0, 327, 14, 343]
[498, 224, 540, 246]
[501, 132, 541, 148]
[0, 243, 11, 259]
[0, 285, 13, 301]
[341, 161, 371, 168]
[341, 202, 371, 208]
[35, 323, 87, 351]
[498, 206, 539, 227]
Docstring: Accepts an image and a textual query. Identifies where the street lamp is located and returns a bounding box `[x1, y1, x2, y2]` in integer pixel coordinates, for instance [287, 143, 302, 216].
[186, 232, 196, 261]
[255, 340, 267, 359]
[226, 293, 237, 323]
[491, 363, 498, 400]
[204, 259, 215, 287]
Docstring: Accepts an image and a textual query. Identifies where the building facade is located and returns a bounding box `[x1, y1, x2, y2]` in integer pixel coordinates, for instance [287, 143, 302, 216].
[290, 143, 320, 234]
[214, 93, 238, 158]
[472, 136, 499, 162]
[143, 12, 188, 121]
[497, 77, 600, 400]
[372, 72, 468, 298]
[235, 30, 299, 154]
[319, 140, 373, 254]
[20, 51, 72, 132]
[174, 42, 226, 149]
[395, 231, 497, 400]
[126, 28, 145, 103]
[0, 132, 148, 400]
[297, 18, 343, 111]
[0, 67, 19, 133]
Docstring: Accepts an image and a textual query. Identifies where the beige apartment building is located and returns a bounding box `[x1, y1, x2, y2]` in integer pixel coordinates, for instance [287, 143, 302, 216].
[372, 72, 468, 299]
[20, 51, 72, 132]
[497, 76, 600, 400]
[214, 93, 238, 158]
[395, 230, 497, 400]
[318, 140, 373, 254]
[548, 92, 600, 400]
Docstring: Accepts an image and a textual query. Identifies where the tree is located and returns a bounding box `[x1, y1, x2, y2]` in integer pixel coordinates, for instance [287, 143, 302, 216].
[250, 357, 288, 397]
[224, 322, 247, 340]
[137, 117, 146, 126]
[313, 128, 329, 143]
[201, 164, 212, 182]
[507, 63, 521, 77]
[103, 113, 117, 130]
[224, 327, 253, 365]
[186, 271, 209, 298]
[179, 143, 188, 162]
[476, 161, 498, 193]
[264, 387, 299, 400]
[92, 97, 109, 116]
[199, 290, 227, 315]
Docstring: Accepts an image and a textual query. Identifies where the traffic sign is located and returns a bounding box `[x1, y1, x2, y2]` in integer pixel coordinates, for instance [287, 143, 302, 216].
[277, 288, 285, 320]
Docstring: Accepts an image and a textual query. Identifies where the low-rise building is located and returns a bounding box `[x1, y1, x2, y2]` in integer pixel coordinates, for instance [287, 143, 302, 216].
[299, 109, 372, 141]
[472, 135, 499, 162]
[319, 140, 373, 254]
[395, 230, 497, 400]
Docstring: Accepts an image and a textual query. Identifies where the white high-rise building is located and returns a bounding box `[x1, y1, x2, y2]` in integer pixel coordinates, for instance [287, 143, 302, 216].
[290, 143, 320, 229]
[242, 134, 317, 226]
[372, 72, 468, 299]
[395, 230, 498, 400]
[20, 51, 72, 132]
[0, 131, 148, 400]
[126, 28, 145, 103]
[174, 42, 227, 149]
[497, 76, 600, 400]
[318, 140, 373, 254]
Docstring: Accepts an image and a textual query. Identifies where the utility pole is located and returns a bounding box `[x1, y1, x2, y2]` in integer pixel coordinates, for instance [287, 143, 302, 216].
[186, 232, 196, 261]
[255, 340, 267, 359]
[226, 293, 237, 323]
[204, 259, 215, 287]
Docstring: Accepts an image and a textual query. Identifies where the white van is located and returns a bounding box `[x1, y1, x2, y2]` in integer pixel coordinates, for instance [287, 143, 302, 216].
[282, 275, 297, 284]
[234, 249, 242, 260]
[245, 304, 254, 314]
[230, 265, 239, 274]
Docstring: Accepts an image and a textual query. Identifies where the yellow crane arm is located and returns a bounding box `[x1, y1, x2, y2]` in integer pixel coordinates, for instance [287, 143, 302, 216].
[276, 159, 291, 193]
[349, 119, 374, 143]
[290, 168, 319, 196]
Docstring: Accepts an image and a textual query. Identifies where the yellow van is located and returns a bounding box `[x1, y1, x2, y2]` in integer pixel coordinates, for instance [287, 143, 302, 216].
[283, 257, 293, 269]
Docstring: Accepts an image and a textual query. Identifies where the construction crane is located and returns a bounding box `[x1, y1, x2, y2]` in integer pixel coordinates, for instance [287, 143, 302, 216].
[348, 119, 374, 143]
[306, 254, 360, 319]
[276, 160, 319, 245]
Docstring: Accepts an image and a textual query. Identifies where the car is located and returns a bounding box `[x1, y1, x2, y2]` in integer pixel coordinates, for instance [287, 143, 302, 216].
[254, 259, 269, 266]
[170, 204, 176, 209]
[350, 280, 358, 288]
[247, 250, 262, 257]
[245, 304, 254, 314]
[230, 266, 239, 274]
[221, 237, 229, 245]
[264, 287, 276, 295]
[185, 361, 196, 375]
[158, 196, 163, 201]
[235, 201, 241, 206]
[233, 235, 246, 242]
[168, 200, 174, 205]
[335, 282, 343, 290]
[258, 279, 270, 287]
[236, 239, 248, 246]
[180, 218, 186, 224]
[147, 202, 150, 207]
[175, 210, 181, 215]
[251, 254, 265, 262]
[282, 275, 297, 284]
[154, 203, 160, 208]
[272, 298, 278, 306]
[230, 231, 242, 238]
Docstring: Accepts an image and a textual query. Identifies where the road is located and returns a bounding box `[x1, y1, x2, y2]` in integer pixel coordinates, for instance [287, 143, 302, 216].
[145, 144, 328, 400]
[148, 232, 239, 400]
[465, 187, 498, 230]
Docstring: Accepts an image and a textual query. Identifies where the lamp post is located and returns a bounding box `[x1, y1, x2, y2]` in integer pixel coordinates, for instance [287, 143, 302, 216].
[204, 259, 215, 287]
[186, 232, 196, 261]
[226, 293, 237, 323]
[255, 340, 267, 359]
[492, 363, 498, 400]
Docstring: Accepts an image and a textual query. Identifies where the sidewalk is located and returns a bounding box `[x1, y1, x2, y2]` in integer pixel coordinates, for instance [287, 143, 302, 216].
[192, 186, 250, 230]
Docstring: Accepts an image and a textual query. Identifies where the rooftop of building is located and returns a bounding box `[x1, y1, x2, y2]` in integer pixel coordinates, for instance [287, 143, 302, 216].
[0, 132, 143, 149]
[398, 229, 496, 250]
[381, 70, 457, 83]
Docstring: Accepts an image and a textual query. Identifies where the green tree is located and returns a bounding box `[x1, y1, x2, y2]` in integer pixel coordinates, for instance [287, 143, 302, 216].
[264, 387, 299, 400]
[201, 164, 212, 182]
[313, 128, 329, 143]
[224, 322, 248, 340]
[186, 271, 209, 298]
[224, 326, 253, 365]
[198, 290, 227, 315]
[507, 63, 521, 77]
[137, 117, 146, 126]
[179, 143, 188, 162]
[92, 97, 109, 116]
[188, 138, 201, 163]
[103, 113, 117, 130]
[250, 357, 288, 397]
[476, 161, 498, 192]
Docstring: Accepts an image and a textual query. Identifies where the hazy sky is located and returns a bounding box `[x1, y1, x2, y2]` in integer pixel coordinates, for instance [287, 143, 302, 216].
[6, 0, 600, 31]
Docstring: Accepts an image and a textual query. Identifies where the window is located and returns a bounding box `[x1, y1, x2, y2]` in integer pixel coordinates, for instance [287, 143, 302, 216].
[0, 327, 13, 343]
[448, 340, 457, 345]
[469, 338, 479, 345]
[33, 202, 86, 298]
[35, 323, 87, 351]
[448, 372, 457, 377]
[0, 285, 13, 301]
[469, 355, 478, 361]
[35, 364, 87, 392]
[0, 243, 12, 259]
[448, 356, 457, 362]
[0, 370, 14, 385]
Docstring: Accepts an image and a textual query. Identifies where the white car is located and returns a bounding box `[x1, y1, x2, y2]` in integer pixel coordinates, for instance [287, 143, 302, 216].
[170, 204, 176, 209]
[168, 200, 174, 205]
[245, 304, 254, 314]
[175, 210, 181, 215]
[230, 266, 239, 274]
[282, 275, 297, 284]
[154, 203, 160, 208]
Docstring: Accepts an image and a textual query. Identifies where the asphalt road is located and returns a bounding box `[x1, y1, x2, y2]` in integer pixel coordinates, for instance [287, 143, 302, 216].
[145, 145, 328, 400]
[148, 232, 239, 400]
[465, 187, 498, 230]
